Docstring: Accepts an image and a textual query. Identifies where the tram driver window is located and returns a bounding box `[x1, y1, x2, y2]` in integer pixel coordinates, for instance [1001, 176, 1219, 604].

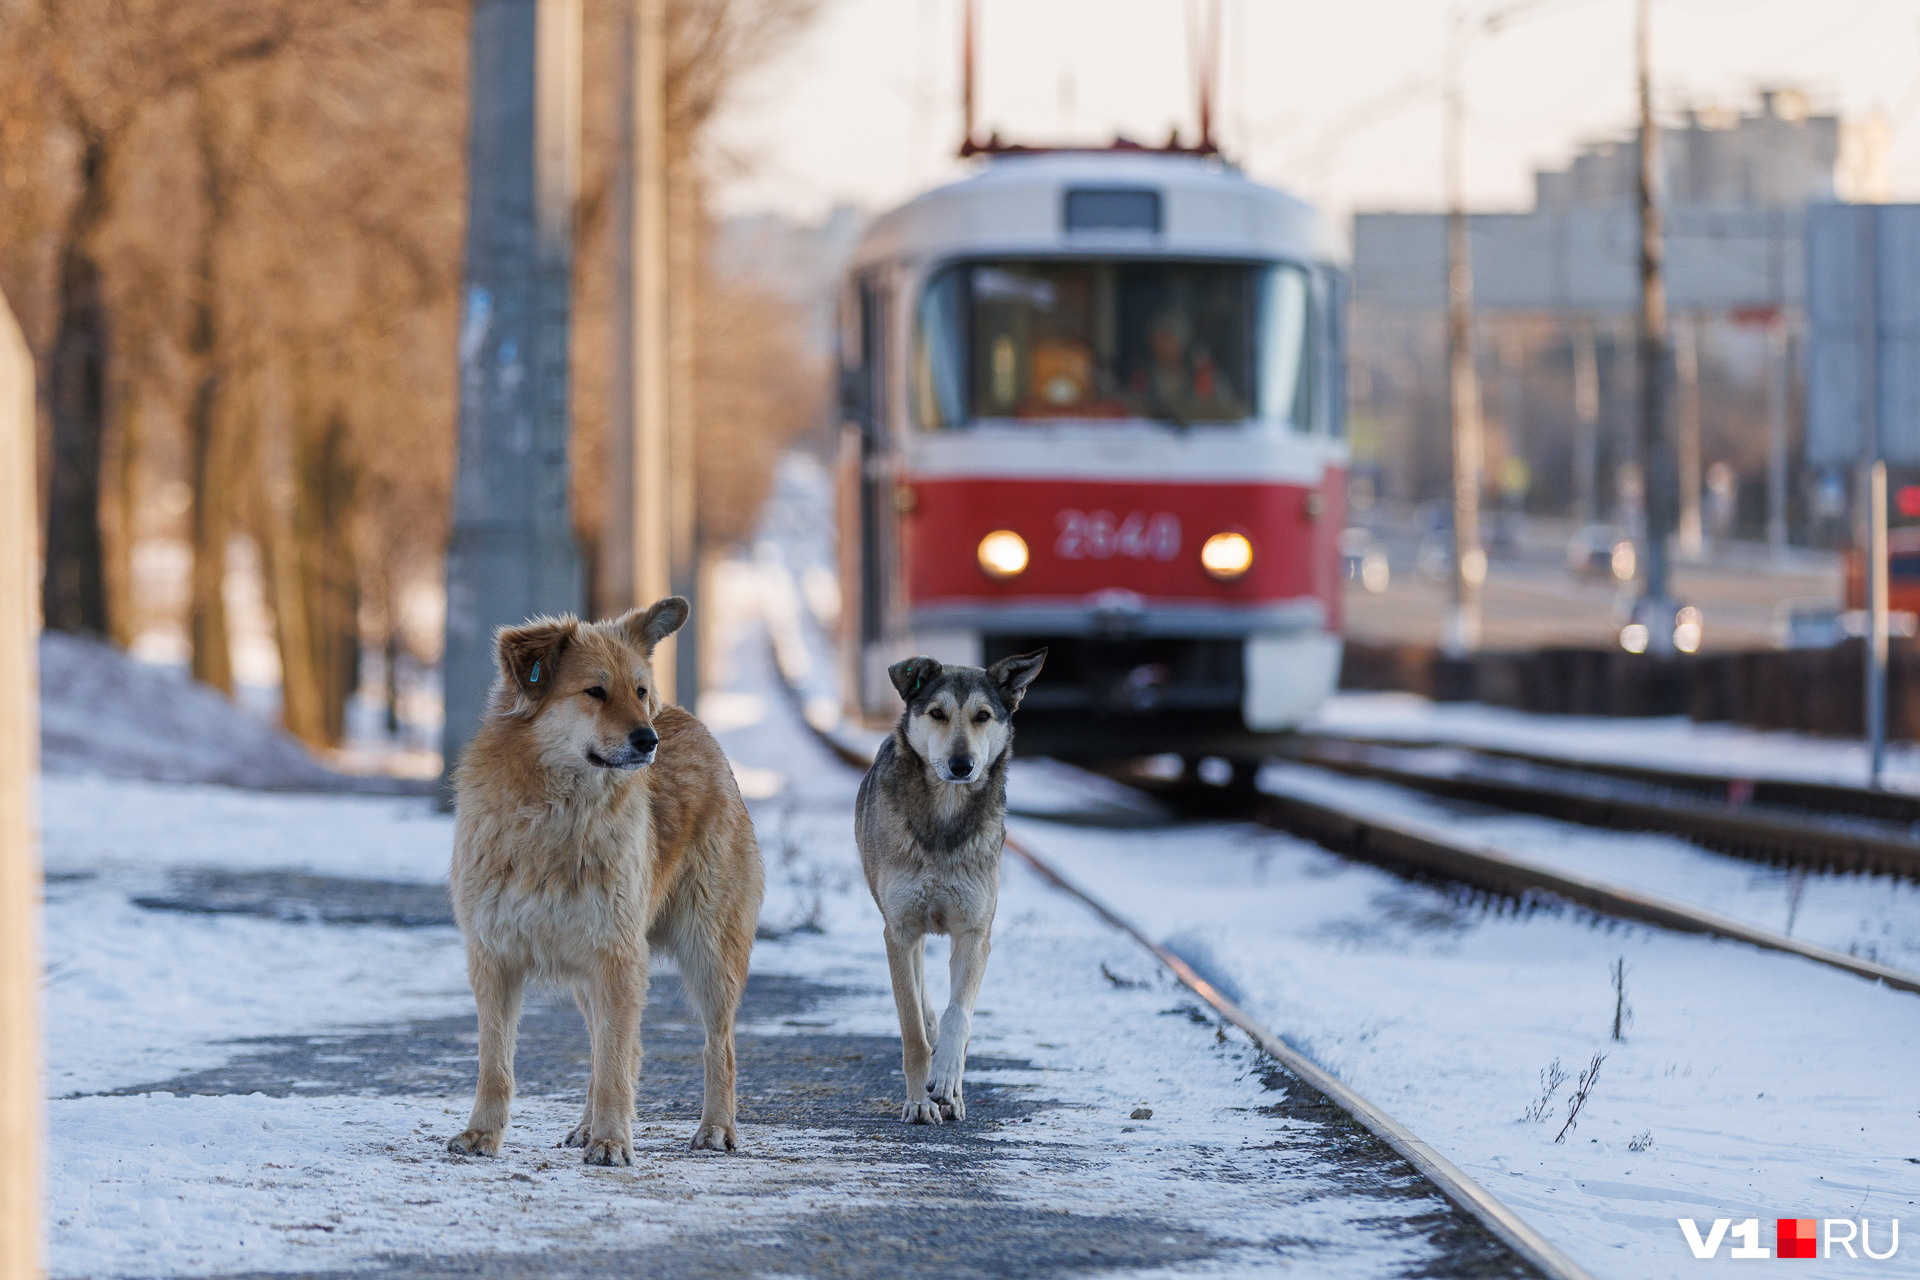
[912, 259, 1316, 430]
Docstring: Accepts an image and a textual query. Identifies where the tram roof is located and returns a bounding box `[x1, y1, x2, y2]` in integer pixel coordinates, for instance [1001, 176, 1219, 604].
[850, 151, 1344, 271]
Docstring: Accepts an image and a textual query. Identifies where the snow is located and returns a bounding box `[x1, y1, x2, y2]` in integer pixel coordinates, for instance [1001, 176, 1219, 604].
[1257, 760, 1920, 973]
[40, 506, 1473, 1276]
[1012, 810, 1920, 1277]
[40, 450, 1920, 1277]
[38, 630, 416, 793]
[40, 707, 1462, 1278]
[1314, 691, 1920, 793]
[743, 449, 1920, 1276]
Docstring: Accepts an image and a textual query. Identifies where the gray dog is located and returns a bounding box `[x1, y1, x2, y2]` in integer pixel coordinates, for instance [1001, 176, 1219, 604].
[855, 649, 1046, 1123]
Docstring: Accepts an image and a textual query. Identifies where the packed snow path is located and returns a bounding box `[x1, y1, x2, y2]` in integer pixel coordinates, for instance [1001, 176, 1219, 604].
[40, 643, 1539, 1278]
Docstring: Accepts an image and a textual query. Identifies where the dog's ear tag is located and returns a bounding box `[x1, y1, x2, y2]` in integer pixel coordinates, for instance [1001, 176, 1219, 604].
[530, 660, 541, 684]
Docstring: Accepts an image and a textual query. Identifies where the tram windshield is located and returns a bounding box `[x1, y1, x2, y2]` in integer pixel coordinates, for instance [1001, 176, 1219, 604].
[913, 259, 1315, 430]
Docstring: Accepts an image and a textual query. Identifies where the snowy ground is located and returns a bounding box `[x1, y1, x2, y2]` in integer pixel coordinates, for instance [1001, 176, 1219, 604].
[39, 617, 1525, 1273]
[1313, 691, 1920, 794]
[1256, 760, 1920, 973]
[748, 452, 1920, 1278]
[40, 452, 1920, 1277]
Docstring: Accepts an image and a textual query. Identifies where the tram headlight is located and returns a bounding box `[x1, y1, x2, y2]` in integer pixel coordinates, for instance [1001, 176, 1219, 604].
[1201, 532, 1254, 580]
[976, 529, 1029, 580]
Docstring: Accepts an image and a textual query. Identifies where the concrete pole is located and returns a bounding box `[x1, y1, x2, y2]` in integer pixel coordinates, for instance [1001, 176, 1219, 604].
[1634, 0, 1675, 649]
[1674, 311, 1702, 559]
[668, 166, 700, 706]
[1572, 317, 1599, 525]
[599, 10, 638, 621]
[1442, 18, 1484, 655]
[1870, 461, 1889, 787]
[0, 290, 41, 1280]
[1766, 313, 1790, 558]
[1859, 206, 1886, 787]
[441, 0, 585, 789]
[607, 0, 673, 654]
[634, 0, 675, 700]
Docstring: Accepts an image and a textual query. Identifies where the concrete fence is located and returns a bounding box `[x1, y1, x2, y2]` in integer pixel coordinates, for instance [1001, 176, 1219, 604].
[0, 286, 40, 1279]
[1341, 637, 1910, 740]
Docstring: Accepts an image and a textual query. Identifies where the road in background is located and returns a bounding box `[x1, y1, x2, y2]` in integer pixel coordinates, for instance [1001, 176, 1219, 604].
[1345, 505, 1840, 651]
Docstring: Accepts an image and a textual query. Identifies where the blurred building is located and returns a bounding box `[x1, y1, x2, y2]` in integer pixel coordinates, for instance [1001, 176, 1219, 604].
[1349, 90, 1889, 547]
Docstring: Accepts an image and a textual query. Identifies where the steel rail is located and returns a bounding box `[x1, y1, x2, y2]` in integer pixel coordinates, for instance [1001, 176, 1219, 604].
[1292, 730, 1920, 827]
[1241, 784, 1920, 996]
[771, 661, 1595, 1280]
[1281, 736, 1920, 881]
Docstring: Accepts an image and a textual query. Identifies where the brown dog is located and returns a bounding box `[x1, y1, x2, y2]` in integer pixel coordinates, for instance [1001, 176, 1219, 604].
[446, 598, 763, 1165]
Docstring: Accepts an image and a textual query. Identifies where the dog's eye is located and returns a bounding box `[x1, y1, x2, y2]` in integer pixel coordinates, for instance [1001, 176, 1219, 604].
[584, 686, 608, 701]
[635, 685, 647, 700]
[928, 707, 947, 722]
[973, 709, 991, 724]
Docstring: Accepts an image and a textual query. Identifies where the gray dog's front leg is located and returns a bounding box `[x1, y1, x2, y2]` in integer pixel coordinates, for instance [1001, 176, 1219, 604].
[885, 930, 942, 1123]
[928, 926, 990, 1122]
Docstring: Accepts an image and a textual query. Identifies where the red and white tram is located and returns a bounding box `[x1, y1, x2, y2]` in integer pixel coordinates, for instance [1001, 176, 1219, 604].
[837, 146, 1348, 759]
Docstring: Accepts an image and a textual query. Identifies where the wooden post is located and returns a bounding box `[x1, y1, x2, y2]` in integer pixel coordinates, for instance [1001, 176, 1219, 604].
[0, 288, 43, 1277]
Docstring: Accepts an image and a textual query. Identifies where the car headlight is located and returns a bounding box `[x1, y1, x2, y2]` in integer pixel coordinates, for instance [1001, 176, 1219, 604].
[977, 530, 1029, 579]
[1201, 532, 1254, 580]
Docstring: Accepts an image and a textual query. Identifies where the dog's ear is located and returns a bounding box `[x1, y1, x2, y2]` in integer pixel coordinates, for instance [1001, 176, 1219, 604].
[987, 648, 1047, 712]
[496, 615, 579, 713]
[618, 596, 690, 654]
[888, 656, 942, 703]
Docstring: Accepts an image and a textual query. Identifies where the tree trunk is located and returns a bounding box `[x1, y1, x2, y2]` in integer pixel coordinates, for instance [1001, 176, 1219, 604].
[299, 415, 359, 746]
[101, 384, 139, 648]
[41, 136, 112, 636]
[187, 94, 234, 692]
[260, 360, 325, 747]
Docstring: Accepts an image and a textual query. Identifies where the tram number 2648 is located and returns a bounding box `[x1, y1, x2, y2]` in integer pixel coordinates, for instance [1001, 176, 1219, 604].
[1054, 510, 1182, 562]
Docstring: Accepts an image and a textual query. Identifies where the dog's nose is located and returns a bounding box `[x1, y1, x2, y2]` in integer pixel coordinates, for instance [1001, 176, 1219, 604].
[949, 755, 973, 779]
[628, 726, 659, 753]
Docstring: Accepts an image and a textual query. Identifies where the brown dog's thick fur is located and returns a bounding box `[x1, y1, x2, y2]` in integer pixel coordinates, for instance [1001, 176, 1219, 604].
[446, 598, 763, 1165]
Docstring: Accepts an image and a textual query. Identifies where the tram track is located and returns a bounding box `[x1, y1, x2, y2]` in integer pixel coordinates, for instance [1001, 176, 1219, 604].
[1278, 732, 1920, 880]
[770, 649, 1594, 1280]
[1115, 764, 1920, 997]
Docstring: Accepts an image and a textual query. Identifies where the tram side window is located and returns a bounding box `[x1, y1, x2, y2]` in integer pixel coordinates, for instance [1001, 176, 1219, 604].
[914, 268, 968, 431]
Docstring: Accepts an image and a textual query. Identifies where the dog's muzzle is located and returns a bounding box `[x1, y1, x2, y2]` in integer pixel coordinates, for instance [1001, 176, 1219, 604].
[937, 755, 981, 784]
[588, 727, 659, 771]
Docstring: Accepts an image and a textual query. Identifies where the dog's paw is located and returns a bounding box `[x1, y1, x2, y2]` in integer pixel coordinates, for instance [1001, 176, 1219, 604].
[928, 1068, 966, 1122]
[448, 1128, 503, 1157]
[581, 1135, 633, 1167]
[689, 1121, 738, 1152]
[557, 1120, 590, 1148]
[901, 1097, 944, 1124]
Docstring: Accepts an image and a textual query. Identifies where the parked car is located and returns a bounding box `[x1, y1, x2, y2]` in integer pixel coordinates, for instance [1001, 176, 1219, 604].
[1567, 524, 1634, 581]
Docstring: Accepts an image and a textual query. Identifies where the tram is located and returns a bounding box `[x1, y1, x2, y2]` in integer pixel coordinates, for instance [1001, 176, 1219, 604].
[837, 144, 1349, 758]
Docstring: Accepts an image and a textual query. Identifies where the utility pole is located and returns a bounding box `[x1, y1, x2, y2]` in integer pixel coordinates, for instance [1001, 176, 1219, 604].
[0, 288, 40, 1280]
[1766, 312, 1790, 558]
[1572, 317, 1600, 525]
[607, 0, 673, 687]
[441, 0, 585, 789]
[1675, 311, 1702, 559]
[1442, 11, 1484, 655]
[1857, 206, 1887, 788]
[1634, 0, 1676, 649]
